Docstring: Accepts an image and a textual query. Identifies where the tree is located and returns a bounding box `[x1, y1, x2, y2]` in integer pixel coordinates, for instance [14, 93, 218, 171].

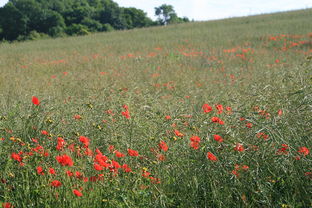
[155, 4, 176, 25]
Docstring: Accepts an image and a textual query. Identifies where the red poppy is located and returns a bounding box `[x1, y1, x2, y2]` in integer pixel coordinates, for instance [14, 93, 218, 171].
[190, 141, 200, 150]
[159, 141, 168, 152]
[213, 135, 223, 143]
[207, 152, 217, 161]
[41, 130, 48, 135]
[94, 163, 103, 171]
[165, 115, 171, 120]
[51, 180, 62, 187]
[32, 96, 40, 106]
[277, 144, 289, 155]
[234, 143, 245, 152]
[49, 168, 56, 175]
[190, 136, 200, 150]
[11, 152, 22, 162]
[122, 164, 132, 172]
[56, 154, 74, 166]
[37, 166, 44, 175]
[2, 202, 12, 208]
[298, 147, 309, 156]
[79, 136, 90, 148]
[202, 104, 212, 113]
[122, 110, 130, 119]
[73, 189, 83, 197]
[211, 117, 224, 125]
[174, 130, 184, 137]
[215, 104, 223, 114]
[56, 137, 65, 151]
[114, 151, 125, 158]
[246, 123, 253, 128]
[128, 149, 139, 156]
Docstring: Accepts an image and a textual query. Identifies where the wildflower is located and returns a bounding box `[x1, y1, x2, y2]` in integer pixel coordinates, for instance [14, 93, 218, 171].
[226, 106, 233, 114]
[157, 154, 165, 161]
[122, 164, 132, 172]
[79, 136, 90, 148]
[234, 143, 245, 152]
[278, 109, 283, 116]
[41, 130, 48, 135]
[211, 117, 224, 125]
[74, 115, 82, 120]
[213, 135, 223, 143]
[51, 180, 62, 187]
[298, 147, 309, 156]
[94, 163, 103, 171]
[165, 115, 171, 120]
[108, 145, 115, 152]
[215, 104, 223, 114]
[37, 166, 44, 175]
[56, 154, 74, 166]
[32, 96, 40, 106]
[11, 152, 22, 162]
[277, 144, 289, 155]
[2, 202, 12, 208]
[128, 149, 139, 156]
[49, 168, 56, 175]
[73, 189, 83, 197]
[159, 141, 168, 152]
[56, 137, 65, 151]
[207, 152, 217, 161]
[190, 136, 200, 149]
[174, 130, 184, 137]
[246, 123, 253, 128]
[121, 110, 130, 119]
[202, 104, 212, 113]
[66, 170, 73, 177]
[114, 151, 125, 158]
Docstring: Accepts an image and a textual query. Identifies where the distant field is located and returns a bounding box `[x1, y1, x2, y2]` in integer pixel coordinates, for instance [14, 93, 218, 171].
[0, 9, 311, 208]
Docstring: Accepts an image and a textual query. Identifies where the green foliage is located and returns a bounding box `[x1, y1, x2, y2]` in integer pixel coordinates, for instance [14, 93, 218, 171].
[0, 0, 161, 42]
[154, 4, 188, 25]
[65, 24, 90, 36]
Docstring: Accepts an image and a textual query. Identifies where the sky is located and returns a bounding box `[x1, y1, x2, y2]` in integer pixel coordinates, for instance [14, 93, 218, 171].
[0, 0, 311, 21]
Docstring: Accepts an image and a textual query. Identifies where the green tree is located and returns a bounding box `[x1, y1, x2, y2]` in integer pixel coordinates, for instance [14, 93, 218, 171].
[0, 2, 28, 40]
[155, 4, 176, 25]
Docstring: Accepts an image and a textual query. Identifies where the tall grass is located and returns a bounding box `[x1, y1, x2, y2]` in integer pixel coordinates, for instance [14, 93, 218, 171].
[0, 9, 311, 208]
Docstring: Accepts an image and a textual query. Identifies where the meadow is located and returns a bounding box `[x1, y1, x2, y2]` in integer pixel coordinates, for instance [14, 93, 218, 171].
[0, 8, 311, 208]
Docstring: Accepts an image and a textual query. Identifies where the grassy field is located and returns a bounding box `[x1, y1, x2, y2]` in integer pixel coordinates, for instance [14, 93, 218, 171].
[0, 8, 311, 208]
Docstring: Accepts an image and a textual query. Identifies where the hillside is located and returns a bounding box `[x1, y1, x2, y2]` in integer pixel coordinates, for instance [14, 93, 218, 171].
[0, 8, 311, 208]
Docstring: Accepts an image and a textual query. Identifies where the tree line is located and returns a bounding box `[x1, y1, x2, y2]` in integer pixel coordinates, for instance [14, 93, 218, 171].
[0, 0, 189, 41]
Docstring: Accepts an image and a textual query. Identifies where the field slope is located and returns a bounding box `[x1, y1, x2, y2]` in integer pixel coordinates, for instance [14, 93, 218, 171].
[0, 8, 311, 208]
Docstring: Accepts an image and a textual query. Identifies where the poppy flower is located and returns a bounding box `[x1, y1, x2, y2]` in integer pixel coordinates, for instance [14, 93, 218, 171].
[94, 163, 103, 171]
[2, 202, 12, 208]
[49, 168, 56, 175]
[174, 130, 184, 137]
[51, 180, 62, 187]
[128, 149, 139, 156]
[202, 104, 212, 113]
[215, 104, 223, 114]
[207, 152, 218, 161]
[79, 136, 90, 148]
[36, 166, 44, 175]
[32, 96, 40, 106]
[56, 154, 74, 166]
[298, 147, 309, 156]
[73, 189, 83, 197]
[114, 151, 125, 158]
[234, 143, 245, 152]
[159, 141, 168, 152]
[213, 135, 223, 143]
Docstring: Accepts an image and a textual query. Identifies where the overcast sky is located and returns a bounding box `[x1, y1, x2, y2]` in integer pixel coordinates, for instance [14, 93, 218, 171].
[0, 0, 311, 21]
